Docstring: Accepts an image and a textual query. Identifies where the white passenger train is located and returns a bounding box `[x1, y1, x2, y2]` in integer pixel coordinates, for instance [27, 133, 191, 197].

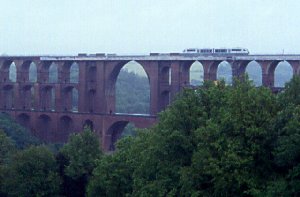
[182, 48, 249, 55]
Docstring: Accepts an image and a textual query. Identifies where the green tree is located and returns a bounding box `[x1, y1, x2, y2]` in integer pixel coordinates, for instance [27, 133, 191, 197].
[2, 146, 60, 197]
[60, 127, 102, 196]
[265, 76, 300, 196]
[0, 113, 39, 149]
[87, 76, 300, 197]
[0, 130, 16, 196]
[180, 79, 278, 196]
[0, 129, 15, 165]
[87, 137, 135, 197]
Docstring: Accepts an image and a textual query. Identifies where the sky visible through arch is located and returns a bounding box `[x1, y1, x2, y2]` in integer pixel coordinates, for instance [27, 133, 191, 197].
[1, 0, 300, 56]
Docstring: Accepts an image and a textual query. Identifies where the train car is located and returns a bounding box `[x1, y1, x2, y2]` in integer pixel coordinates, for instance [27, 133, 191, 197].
[182, 48, 249, 55]
[182, 48, 200, 53]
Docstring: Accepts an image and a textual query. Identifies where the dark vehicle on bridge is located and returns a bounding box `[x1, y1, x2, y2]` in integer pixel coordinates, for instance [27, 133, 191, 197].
[182, 48, 249, 55]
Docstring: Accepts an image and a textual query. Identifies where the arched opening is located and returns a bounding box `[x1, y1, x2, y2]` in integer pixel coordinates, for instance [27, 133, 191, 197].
[20, 85, 34, 110]
[169, 68, 172, 85]
[9, 62, 16, 82]
[49, 63, 58, 83]
[116, 61, 150, 114]
[72, 88, 78, 111]
[30, 87, 35, 109]
[41, 87, 55, 111]
[161, 66, 171, 85]
[108, 121, 135, 151]
[189, 61, 204, 86]
[217, 61, 232, 85]
[36, 114, 51, 141]
[62, 87, 78, 112]
[70, 62, 79, 83]
[274, 61, 293, 87]
[59, 116, 73, 142]
[29, 62, 37, 82]
[2, 85, 14, 109]
[17, 113, 30, 129]
[88, 64, 96, 83]
[51, 88, 55, 111]
[83, 119, 94, 131]
[87, 89, 95, 112]
[245, 61, 262, 86]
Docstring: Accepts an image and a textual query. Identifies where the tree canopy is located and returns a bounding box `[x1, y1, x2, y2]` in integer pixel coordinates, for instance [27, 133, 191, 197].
[88, 77, 300, 196]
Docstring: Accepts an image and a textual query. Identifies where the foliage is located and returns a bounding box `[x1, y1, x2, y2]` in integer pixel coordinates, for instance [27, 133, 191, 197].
[87, 137, 135, 197]
[1, 146, 60, 197]
[59, 127, 102, 196]
[2, 74, 300, 196]
[0, 113, 40, 149]
[0, 129, 15, 165]
[88, 76, 300, 196]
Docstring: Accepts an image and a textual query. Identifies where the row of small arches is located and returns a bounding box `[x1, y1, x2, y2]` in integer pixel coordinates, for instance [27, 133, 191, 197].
[4, 62, 79, 83]
[189, 60, 293, 87]
[17, 113, 94, 142]
[2, 86, 78, 112]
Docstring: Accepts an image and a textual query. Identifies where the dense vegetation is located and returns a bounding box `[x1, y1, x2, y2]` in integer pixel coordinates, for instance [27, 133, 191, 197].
[1, 75, 300, 196]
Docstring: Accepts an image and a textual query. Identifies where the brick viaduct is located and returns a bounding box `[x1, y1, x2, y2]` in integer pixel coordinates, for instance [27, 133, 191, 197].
[0, 54, 299, 151]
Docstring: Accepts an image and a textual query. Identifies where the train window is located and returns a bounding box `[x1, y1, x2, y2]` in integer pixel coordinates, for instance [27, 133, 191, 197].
[216, 49, 227, 53]
[232, 49, 242, 51]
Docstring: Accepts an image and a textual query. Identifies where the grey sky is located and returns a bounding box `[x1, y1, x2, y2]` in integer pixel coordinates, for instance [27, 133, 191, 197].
[1, 0, 299, 55]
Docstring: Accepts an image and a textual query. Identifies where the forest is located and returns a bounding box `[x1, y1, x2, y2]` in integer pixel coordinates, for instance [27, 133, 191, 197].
[1, 71, 300, 196]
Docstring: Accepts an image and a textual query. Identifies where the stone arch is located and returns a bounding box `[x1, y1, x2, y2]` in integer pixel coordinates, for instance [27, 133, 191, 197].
[36, 114, 52, 141]
[9, 62, 16, 82]
[49, 62, 58, 83]
[274, 61, 293, 87]
[40, 86, 55, 111]
[20, 85, 34, 110]
[59, 115, 74, 142]
[16, 113, 30, 129]
[1, 61, 17, 82]
[1, 61, 12, 82]
[71, 88, 78, 111]
[217, 61, 232, 84]
[30, 87, 35, 109]
[206, 61, 222, 81]
[87, 89, 96, 112]
[19, 60, 37, 83]
[189, 61, 204, 86]
[115, 60, 150, 114]
[62, 86, 78, 111]
[29, 62, 37, 82]
[107, 121, 129, 151]
[83, 119, 94, 131]
[70, 62, 79, 83]
[245, 61, 262, 86]
[2, 85, 14, 109]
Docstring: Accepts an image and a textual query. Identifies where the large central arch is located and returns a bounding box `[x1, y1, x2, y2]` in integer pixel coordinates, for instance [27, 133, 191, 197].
[107, 60, 151, 115]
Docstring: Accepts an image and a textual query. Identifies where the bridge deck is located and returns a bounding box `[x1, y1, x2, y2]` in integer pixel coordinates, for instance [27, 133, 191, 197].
[1, 54, 300, 61]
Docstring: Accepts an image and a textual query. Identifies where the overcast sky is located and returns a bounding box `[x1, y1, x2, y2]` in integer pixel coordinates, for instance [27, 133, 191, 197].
[1, 0, 299, 55]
